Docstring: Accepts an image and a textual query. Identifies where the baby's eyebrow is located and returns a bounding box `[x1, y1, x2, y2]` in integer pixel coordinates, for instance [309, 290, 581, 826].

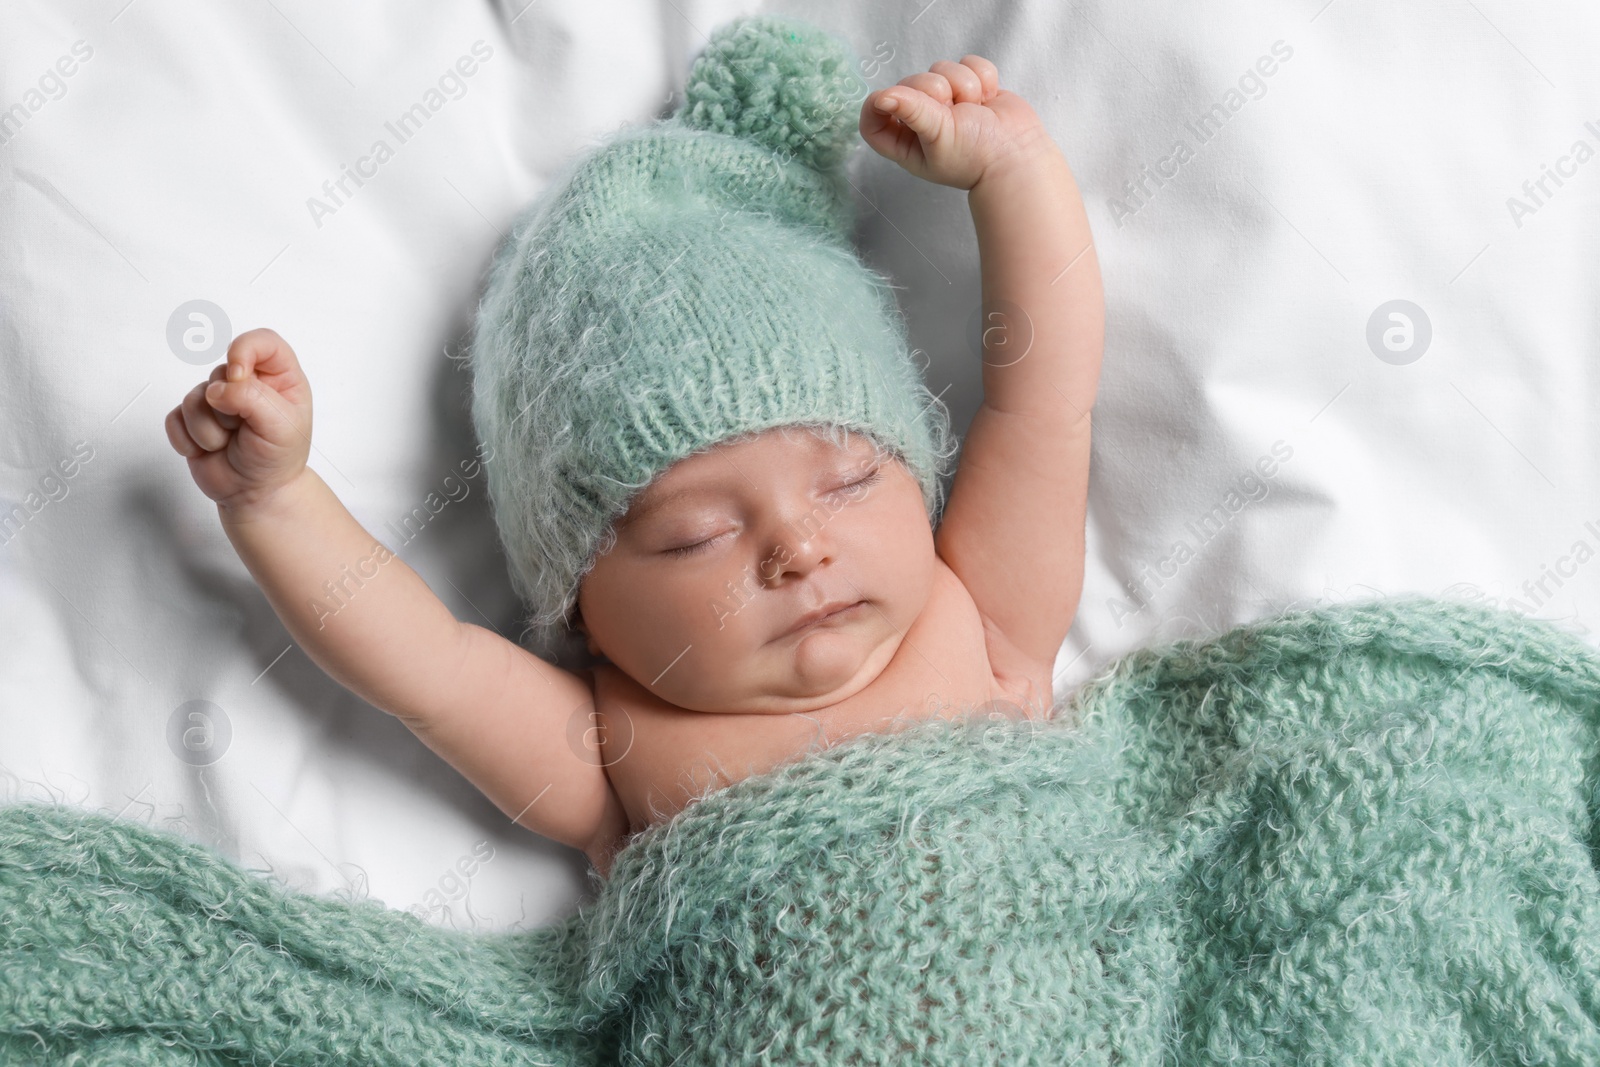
[619, 486, 703, 528]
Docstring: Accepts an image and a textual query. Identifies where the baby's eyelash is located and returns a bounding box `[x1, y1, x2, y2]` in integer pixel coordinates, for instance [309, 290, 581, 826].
[835, 467, 883, 494]
[666, 535, 719, 558]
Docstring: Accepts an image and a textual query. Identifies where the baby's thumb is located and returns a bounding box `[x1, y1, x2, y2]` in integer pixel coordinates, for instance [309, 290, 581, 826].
[879, 89, 947, 147]
[204, 378, 297, 444]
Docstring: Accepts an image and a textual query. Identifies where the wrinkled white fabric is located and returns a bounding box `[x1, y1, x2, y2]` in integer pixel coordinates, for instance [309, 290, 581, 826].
[0, 0, 1593, 932]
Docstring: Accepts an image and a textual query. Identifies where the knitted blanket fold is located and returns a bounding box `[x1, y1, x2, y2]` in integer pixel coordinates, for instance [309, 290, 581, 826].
[6, 594, 1600, 1065]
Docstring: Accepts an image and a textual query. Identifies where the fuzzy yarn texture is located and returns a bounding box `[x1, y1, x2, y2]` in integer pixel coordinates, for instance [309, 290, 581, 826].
[467, 13, 956, 667]
[6, 593, 1600, 1064]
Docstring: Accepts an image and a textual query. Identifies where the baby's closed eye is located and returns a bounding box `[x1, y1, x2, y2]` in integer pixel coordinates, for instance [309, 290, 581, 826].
[666, 533, 727, 558]
[833, 466, 883, 497]
[655, 466, 883, 559]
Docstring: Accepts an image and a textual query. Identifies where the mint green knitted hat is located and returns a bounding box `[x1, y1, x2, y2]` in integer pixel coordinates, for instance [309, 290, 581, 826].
[469, 13, 956, 663]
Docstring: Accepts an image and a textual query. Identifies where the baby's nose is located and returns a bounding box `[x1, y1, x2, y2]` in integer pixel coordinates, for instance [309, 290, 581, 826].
[762, 517, 833, 581]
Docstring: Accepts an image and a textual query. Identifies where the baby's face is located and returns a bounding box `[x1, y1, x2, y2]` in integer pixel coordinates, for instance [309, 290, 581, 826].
[575, 425, 936, 714]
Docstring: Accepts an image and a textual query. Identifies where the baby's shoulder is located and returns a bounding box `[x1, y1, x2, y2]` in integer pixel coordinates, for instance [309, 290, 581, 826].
[928, 551, 1056, 717]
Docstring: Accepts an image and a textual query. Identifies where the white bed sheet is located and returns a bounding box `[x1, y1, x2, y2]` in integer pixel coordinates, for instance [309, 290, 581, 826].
[2, 0, 1595, 929]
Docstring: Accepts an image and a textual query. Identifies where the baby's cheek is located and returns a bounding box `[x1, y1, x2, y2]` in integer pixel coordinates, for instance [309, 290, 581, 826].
[862, 509, 935, 605]
[659, 580, 771, 708]
[698, 572, 767, 645]
[618, 577, 702, 657]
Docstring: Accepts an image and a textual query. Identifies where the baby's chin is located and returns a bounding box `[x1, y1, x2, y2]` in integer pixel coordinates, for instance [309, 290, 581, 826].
[733, 624, 901, 714]
[650, 616, 903, 715]
[787, 624, 879, 687]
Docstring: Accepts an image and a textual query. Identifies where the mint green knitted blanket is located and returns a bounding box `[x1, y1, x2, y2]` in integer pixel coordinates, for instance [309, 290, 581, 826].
[6, 594, 1600, 1064]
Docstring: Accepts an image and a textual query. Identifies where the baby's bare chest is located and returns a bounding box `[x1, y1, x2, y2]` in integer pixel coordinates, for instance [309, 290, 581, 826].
[592, 572, 1028, 841]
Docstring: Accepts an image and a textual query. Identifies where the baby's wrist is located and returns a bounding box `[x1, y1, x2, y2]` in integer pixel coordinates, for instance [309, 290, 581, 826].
[970, 135, 1069, 198]
[217, 469, 315, 527]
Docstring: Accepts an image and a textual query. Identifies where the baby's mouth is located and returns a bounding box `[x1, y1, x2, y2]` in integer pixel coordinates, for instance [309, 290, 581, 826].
[775, 598, 867, 640]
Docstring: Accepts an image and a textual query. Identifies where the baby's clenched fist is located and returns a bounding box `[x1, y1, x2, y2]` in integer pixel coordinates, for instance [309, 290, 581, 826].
[857, 54, 1054, 191]
[164, 327, 314, 514]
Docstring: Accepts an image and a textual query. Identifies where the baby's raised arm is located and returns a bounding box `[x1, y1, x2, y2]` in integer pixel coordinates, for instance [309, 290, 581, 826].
[860, 56, 1104, 702]
[165, 330, 626, 870]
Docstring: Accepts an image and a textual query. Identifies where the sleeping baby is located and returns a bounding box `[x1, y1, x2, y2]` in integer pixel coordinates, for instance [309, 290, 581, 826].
[163, 16, 1103, 880]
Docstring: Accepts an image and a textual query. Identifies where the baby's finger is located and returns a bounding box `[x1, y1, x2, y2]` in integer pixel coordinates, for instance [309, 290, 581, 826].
[959, 55, 1000, 101]
[930, 60, 983, 105]
[179, 380, 233, 453]
[202, 376, 301, 448]
[206, 363, 243, 431]
[896, 71, 952, 107]
[165, 404, 205, 459]
[872, 86, 950, 149]
[860, 90, 920, 160]
[223, 327, 307, 399]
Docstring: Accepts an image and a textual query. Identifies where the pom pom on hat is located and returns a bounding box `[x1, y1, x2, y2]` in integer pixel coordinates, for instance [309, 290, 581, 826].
[675, 16, 866, 172]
